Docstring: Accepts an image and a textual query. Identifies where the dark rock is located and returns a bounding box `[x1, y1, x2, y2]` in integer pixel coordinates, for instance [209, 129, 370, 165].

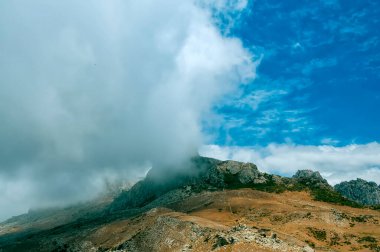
[293, 170, 330, 189]
[334, 178, 380, 206]
[213, 235, 229, 249]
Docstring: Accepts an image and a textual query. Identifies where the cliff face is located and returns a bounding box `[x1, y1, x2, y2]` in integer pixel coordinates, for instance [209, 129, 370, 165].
[335, 178, 380, 206]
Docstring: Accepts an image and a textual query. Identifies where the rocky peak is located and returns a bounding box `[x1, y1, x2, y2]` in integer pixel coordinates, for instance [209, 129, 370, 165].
[207, 160, 266, 187]
[334, 178, 380, 206]
[109, 156, 267, 211]
[292, 170, 330, 189]
[293, 170, 325, 181]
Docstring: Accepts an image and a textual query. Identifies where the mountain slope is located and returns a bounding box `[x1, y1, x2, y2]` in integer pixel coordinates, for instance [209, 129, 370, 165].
[0, 156, 379, 252]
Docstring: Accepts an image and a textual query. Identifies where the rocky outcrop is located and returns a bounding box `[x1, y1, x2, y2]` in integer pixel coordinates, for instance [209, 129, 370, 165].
[292, 170, 330, 189]
[110, 158, 363, 212]
[334, 178, 380, 206]
[215, 160, 267, 185]
[109, 156, 267, 211]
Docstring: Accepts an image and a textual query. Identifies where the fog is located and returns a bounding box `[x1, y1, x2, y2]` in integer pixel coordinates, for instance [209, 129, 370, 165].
[0, 0, 256, 220]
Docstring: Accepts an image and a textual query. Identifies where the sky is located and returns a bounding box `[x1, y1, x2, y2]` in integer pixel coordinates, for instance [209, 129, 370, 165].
[0, 0, 379, 221]
[209, 0, 380, 147]
[201, 0, 380, 186]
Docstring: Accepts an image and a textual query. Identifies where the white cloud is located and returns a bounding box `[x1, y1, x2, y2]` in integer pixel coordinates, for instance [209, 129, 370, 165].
[234, 89, 287, 110]
[200, 143, 380, 185]
[321, 138, 340, 145]
[197, 0, 251, 33]
[0, 0, 256, 220]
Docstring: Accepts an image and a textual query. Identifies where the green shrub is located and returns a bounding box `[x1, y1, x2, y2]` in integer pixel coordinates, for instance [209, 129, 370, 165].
[311, 187, 362, 208]
[307, 227, 327, 241]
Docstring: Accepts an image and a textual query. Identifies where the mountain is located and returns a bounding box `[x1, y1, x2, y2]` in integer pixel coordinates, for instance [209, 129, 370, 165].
[335, 178, 380, 206]
[109, 157, 267, 212]
[0, 156, 379, 252]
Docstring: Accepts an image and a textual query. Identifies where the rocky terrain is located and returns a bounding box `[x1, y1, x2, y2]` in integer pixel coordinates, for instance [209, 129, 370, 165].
[335, 179, 380, 206]
[0, 156, 379, 252]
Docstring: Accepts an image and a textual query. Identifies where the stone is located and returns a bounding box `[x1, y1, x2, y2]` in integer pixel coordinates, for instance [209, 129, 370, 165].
[334, 178, 380, 206]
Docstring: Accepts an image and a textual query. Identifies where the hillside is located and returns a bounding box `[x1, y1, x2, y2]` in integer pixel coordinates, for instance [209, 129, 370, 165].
[0, 156, 379, 252]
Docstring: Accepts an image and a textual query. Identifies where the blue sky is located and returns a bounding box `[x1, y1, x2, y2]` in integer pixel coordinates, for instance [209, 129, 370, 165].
[210, 0, 380, 147]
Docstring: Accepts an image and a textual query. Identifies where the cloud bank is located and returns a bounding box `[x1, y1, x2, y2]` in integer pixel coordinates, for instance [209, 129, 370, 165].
[200, 143, 380, 185]
[0, 0, 255, 220]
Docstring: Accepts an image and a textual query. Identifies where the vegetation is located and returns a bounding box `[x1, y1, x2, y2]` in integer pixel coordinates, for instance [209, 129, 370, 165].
[224, 172, 363, 208]
[359, 236, 377, 243]
[358, 236, 380, 251]
[372, 205, 380, 210]
[305, 240, 315, 248]
[249, 175, 288, 193]
[307, 227, 327, 241]
[351, 215, 371, 223]
[310, 187, 363, 208]
[330, 232, 341, 246]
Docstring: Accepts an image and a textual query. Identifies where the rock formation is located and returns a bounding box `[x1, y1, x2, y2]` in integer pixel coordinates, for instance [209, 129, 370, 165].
[335, 178, 380, 206]
[109, 156, 267, 211]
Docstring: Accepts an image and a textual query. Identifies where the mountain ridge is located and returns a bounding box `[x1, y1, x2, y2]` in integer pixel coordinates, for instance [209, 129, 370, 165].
[1, 156, 379, 252]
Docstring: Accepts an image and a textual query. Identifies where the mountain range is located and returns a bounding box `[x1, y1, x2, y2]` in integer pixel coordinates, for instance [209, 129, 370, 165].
[0, 156, 379, 252]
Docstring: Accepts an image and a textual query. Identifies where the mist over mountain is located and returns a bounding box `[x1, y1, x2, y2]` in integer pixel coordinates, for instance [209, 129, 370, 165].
[1, 1, 380, 251]
[1, 157, 379, 251]
[0, 0, 256, 221]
